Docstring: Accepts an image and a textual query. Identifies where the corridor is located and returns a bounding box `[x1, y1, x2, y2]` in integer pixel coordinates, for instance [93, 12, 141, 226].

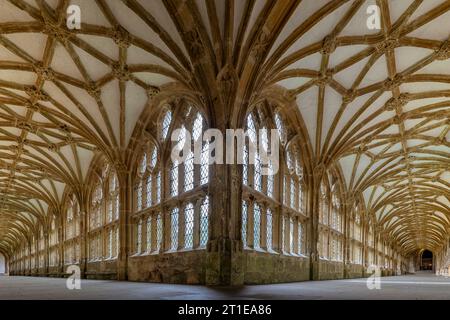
[0, 272, 449, 300]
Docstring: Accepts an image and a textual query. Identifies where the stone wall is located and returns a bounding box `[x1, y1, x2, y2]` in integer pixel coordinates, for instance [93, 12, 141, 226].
[243, 251, 310, 284]
[127, 250, 206, 284]
[345, 263, 365, 278]
[318, 260, 344, 280]
[86, 260, 117, 280]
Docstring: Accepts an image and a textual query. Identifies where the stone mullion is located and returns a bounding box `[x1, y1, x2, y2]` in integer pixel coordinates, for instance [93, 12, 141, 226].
[260, 204, 267, 250]
[34, 240, 39, 275]
[293, 216, 299, 255]
[286, 214, 291, 253]
[363, 223, 368, 268]
[164, 207, 172, 252]
[194, 157, 201, 189]
[78, 190, 89, 279]
[246, 200, 255, 249]
[44, 233, 49, 276]
[179, 158, 185, 196]
[151, 213, 157, 253]
[27, 243, 32, 275]
[142, 217, 148, 253]
[178, 203, 186, 251]
[193, 198, 201, 249]
[271, 208, 280, 253]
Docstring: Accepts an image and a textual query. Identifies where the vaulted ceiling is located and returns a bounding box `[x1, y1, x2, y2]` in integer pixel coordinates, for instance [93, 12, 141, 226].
[0, 0, 448, 256]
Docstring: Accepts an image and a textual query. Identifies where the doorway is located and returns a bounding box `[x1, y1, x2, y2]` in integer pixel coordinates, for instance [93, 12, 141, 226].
[420, 250, 433, 271]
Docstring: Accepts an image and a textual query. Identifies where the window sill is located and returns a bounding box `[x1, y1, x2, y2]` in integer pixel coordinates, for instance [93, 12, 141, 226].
[103, 257, 118, 262]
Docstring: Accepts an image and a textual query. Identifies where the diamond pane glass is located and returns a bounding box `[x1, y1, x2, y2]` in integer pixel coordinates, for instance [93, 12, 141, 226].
[161, 110, 172, 140]
[146, 175, 152, 208]
[200, 142, 209, 185]
[193, 113, 203, 141]
[170, 162, 178, 197]
[200, 197, 209, 247]
[156, 172, 161, 204]
[184, 204, 194, 249]
[253, 203, 261, 249]
[136, 182, 142, 211]
[156, 213, 162, 251]
[184, 152, 194, 192]
[170, 208, 179, 250]
[242, 201, 247, 248]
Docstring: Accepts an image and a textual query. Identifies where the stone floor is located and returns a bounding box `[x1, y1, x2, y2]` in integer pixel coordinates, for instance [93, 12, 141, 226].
[0, 271, 449, 299]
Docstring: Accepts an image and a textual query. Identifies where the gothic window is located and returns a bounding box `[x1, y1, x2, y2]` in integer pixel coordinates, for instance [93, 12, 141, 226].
[133, 102, 210, 255]
[241, 104, 307, 258]
[88, 164, 120, 261]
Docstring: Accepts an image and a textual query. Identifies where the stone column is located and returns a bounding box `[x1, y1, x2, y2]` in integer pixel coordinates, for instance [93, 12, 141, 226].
[78, 192, 88, 279]
[44, 232, 49, 276]
[310, 165, 325, 280]
[117, 168, 132, 281]
[58, 217, 64, 276]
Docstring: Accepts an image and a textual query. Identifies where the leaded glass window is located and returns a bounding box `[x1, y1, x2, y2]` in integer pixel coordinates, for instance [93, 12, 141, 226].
[170, 208, 179, 250]
[184, 203, 194, 249]
[253, 203, 261, 249]
[200, 197, 209, 247]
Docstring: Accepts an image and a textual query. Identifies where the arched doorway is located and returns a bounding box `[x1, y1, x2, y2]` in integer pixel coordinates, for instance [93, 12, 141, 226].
[421, 250, 433, 271]
[0, 253, 5, 275]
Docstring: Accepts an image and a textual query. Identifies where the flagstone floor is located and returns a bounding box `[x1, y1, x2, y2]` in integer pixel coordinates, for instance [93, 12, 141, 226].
[0, 271, 448, 300]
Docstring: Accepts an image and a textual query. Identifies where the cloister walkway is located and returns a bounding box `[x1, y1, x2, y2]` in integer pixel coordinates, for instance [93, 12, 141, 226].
[0, 271, 448, 300]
